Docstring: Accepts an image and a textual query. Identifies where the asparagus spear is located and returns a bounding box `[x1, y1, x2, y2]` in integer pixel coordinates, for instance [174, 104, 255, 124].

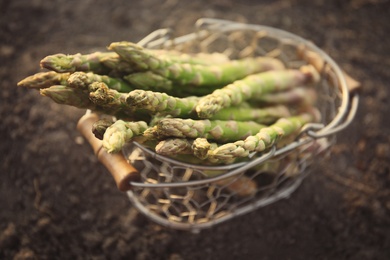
[87, 82, 151, 120]
[103, 44, 230, 75]
[210, 104, 291, 124]
[124, 71, 174, 92]
[191, 138, 238, 164]
[17, 71, 70, 89]
[40, 52, 116, 74]
[39, 85, 96, 109]
[153, 137, 220, 161]
[99, 53, 135, 74]
[86, 82, 134, 116]
[254, 87, 317, 106]
[67, 71, 134, 93]
[125, 71, 225, 96]
[155, 50, 231, 65]
[203, 110, 321, 164]
[110, 41, 285, 86]
[125, 89, 292, 123]
[108, 41, 233, 71]
[151, 118, 267, 143]
[108, 41, 171, 71]
[125, 89, 199, 117]
[155, 138, 194, 156]
[38, 83, 133, 119]
[102, 119, 149, 153]
[192, 138, 218, 160]
[195, 65, 319, 119]
[154, 56, 285, 87]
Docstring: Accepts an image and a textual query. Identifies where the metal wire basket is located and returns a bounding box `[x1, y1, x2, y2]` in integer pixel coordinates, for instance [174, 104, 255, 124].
[78, 18, 359, 232]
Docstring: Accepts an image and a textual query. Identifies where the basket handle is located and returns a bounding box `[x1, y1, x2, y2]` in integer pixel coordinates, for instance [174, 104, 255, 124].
[77, 113, 140, 191]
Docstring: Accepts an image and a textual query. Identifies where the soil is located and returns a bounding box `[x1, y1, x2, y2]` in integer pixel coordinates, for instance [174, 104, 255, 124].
[1, 0, 390, 259]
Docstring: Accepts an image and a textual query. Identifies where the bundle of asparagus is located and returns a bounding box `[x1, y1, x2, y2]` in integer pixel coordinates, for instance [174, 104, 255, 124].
[18, 40, 321, 195]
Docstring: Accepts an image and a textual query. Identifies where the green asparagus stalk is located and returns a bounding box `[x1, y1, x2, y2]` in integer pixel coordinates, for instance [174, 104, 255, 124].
[203, 110, 321, 164]
[125, 69, 249, 98]
[153, 138, 229, 167]
[17, 71, 70, 89]
[155, 138, 194, 156]
[125, 89, 292, 122]
[87, 82, 151, 120]
[153, 56, 285, 87]
[87, 82, 133, 116]
[102, 45, 230, 75]
[156, 50, 231, 65]
[125, 89, 199, 117]
[99, 53, 135, 74]
[108, 41, 171, 71]
[102, 119, 149, 153]
[124, 71, 174, 92]
[67, 71, 134, 92]
[124, 71, 225, 96]
[39, 85, 96, 109]
[153, 137, 219, 161]
[39, 83, 136, 119]
[108, 41, 233, 71]
[151, 118, 267, 143]
[195, 65, 319, 119]
[40, 52, 116, 74]
[254, 87, 317, 106]
[210, 104, 291, 124]
[191, 138, 238, 164]
[110, 41, 285, 86]
[192, 138, 218, 160]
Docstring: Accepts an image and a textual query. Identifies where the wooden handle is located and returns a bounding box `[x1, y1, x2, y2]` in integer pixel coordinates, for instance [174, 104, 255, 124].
[77, 113, 140, 191]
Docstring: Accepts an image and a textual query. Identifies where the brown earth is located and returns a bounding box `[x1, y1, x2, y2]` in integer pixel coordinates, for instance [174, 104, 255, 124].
[1, 0, 390, 259]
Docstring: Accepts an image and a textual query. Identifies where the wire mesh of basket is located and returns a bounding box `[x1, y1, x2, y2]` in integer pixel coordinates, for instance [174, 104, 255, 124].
[81, 18, 359, 232]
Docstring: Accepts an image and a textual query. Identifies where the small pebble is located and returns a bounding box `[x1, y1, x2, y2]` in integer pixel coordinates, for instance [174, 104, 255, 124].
[0, 45, 15, 57]
[75, 136, 85, 145]
[375, 143, 390, 158]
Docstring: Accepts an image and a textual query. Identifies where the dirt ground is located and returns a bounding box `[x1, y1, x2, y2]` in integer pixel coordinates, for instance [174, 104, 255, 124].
[1, 0, 390, 259]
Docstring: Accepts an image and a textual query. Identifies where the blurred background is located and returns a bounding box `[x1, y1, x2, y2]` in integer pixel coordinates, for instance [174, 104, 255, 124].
[1, 0, 390, 259]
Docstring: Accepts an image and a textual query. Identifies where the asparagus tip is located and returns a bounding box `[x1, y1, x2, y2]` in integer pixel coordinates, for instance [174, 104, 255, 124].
[40, 53, 76, 72]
